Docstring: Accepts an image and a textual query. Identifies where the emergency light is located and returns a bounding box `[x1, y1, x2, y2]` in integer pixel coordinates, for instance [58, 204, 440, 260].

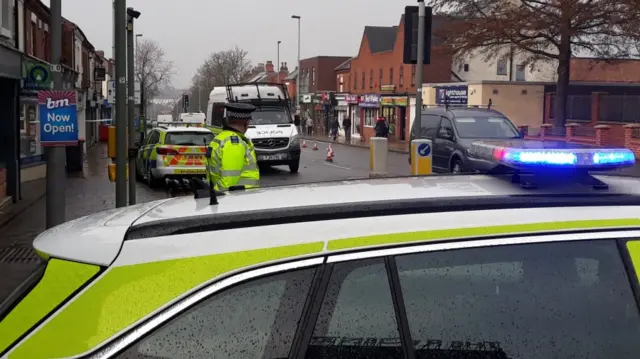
[470, 140, 635, 170]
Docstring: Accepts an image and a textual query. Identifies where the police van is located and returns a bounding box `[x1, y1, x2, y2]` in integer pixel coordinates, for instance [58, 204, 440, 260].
[206, 83, 301, 173]
[178, 112, 206, 126]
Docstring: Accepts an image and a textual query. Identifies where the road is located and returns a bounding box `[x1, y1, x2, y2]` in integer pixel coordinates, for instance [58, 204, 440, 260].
[0, 141, 409, 300]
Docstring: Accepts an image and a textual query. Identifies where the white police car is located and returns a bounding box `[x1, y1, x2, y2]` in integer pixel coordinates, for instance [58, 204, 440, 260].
[2, 144, 640, 359]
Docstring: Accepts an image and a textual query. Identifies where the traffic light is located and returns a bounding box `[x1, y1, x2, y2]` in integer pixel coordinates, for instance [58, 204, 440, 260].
[403, 5, 432, 64]
[183, 94, 190, 109]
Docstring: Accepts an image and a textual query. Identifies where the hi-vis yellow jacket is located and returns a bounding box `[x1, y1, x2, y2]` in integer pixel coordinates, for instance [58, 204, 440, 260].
[206, 128, 260, 191]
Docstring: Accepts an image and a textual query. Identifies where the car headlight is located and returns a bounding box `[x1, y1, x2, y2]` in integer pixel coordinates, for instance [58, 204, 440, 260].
[290, 135, 299, 146]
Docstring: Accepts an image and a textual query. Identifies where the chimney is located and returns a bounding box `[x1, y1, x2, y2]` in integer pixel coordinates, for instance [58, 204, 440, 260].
[96, 50, 105, 58]
[265, 60, 274, 73]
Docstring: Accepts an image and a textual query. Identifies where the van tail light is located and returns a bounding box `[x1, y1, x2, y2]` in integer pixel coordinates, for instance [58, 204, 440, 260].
[157, 147, 179, 155]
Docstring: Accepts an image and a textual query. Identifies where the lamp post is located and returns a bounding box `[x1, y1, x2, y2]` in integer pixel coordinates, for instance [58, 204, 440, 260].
[135, 33, 145, 140]
[277, 40, 281, 83]
[291, 15, 301, 112]
[126, 7, 140, 206]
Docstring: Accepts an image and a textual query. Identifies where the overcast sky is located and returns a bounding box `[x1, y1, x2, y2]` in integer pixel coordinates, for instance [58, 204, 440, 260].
[40, 0, 409, 89]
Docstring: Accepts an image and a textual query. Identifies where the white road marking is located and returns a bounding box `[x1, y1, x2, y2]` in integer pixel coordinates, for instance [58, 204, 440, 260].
[324, 162, 351, 170]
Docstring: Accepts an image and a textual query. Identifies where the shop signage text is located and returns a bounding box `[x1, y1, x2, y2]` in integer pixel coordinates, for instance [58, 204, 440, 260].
[359, 94, 381, 107]
[345, 94, 359, 104]
[381, 96, 409, 107]
[435, 85, 468, 105]
[23, 60, 52, 90]
[39, 90, 78, 146]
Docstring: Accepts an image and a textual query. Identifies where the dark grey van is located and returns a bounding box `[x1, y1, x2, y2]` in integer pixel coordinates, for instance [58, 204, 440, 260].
[409, 107, 521, 173]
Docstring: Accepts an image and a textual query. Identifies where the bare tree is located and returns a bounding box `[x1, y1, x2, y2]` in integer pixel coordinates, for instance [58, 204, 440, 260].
[135, 39, 176, 110]
[188, 47, 252, 112]
[431, 0, 640, 126]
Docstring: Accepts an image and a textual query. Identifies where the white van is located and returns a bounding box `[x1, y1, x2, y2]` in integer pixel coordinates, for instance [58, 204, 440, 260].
[178, 112, 206, 126]
[206, 83, 301, 173]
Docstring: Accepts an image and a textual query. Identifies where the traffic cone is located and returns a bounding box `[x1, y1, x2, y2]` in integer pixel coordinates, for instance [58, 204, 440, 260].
[325, 146, 334, 162]
[302, 140, 307, 148]
[312, 142, 319, 151]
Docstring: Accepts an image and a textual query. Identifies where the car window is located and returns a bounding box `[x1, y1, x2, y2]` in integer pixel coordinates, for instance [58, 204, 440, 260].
[164, 132, 213, 146]
[394, 240, 640, 359]
[437, 117, 453, 138]
[118, 268, 316, 359]
[144, 131, 155, 146]
[210, 104, 225, 127]
[147, 131, 159, 145]
[304, 258, 402, 359]
[418, 114, 441, 138]
[453, 116, 520, 139]
[251, 108, 292, 125]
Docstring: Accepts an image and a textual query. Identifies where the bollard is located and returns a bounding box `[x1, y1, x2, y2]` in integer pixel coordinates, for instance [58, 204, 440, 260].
[107, 126, 117, 159]
[369, 137, 388, 178]
[411, 139, 433, 175]
[107, 163, 129, 182]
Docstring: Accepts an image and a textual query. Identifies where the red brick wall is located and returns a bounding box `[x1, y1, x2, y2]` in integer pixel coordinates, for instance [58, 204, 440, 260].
[571, 58, 640, 83]
[301, 56, 351, 93]
[350, 15, 453, 142]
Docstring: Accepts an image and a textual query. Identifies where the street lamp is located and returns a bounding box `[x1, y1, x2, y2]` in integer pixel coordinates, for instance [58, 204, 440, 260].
[291, 15, 301, 112]
[277, 40, 281, 83]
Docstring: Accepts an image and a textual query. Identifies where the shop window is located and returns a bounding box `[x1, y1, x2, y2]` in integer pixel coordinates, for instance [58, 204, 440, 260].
[364, 108, 377, 127]
[399, 66, 404, 88]
[20, 102, 43, 163]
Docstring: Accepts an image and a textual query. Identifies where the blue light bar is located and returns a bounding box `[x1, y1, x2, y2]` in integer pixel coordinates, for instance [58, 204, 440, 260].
[469, 141, 636, 169]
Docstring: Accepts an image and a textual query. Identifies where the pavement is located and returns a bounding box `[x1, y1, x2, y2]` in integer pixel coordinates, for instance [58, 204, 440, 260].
[302, 135, 410, 153]
[0, 141, 409, 301]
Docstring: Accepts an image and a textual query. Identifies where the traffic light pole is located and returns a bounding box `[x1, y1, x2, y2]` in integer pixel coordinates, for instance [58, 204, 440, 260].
[127, 9, 136, 205]
[414, 0, 426, 121]
[114, 0, 127, 208]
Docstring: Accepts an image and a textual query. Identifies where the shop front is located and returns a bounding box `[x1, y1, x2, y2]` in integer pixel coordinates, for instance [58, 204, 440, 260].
[345, 94, 360, 138]
[0, 43, 22, 203]
[359, 94, 381, 140]
[380, 96, 409, 141]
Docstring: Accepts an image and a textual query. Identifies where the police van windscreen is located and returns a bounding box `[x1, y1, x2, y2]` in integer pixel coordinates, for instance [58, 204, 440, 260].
[454, 117, 520, 139]
[165, 132, 214, 146]
[251, 107, 292, 125]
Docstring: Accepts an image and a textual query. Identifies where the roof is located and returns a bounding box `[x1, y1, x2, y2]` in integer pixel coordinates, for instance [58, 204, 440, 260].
[30, 174, 640, 266]
[285, 68, 298, 80]
[335, 58, 352, 71]
[364, 26, 398, 53]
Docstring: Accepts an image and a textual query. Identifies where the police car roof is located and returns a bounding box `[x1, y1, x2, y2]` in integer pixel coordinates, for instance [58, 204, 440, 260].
[160, 126, 211, 133]
[32, 173, 640, 266]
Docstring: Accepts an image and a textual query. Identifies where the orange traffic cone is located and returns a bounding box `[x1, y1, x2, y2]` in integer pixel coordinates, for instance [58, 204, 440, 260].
[312, 142, 319, 151]
[302, 140, 307, 148]
[325, 146, 334, 162]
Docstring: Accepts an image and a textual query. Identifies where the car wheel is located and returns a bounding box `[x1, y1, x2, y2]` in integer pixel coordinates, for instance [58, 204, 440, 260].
[451, 158, 464, 174]
[289, 160, 300, 173]
[135, 162, 144, 181]
[147, 167, 158, 188]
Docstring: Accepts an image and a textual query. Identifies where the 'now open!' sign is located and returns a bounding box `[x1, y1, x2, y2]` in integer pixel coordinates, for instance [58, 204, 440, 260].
[38, 90, 78, 146]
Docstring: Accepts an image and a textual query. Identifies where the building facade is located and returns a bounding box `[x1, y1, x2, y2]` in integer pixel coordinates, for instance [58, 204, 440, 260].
[349, 15, 453, 141]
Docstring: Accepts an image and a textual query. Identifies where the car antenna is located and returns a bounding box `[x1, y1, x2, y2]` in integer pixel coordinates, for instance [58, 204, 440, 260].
[488, 98, 492, 109]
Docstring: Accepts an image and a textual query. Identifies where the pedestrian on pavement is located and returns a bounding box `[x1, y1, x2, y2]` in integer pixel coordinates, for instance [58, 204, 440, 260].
[294, 111, 302, 135]
[342, 115, 352, 142]
[374, 116, 389, 138]
[206, 103, 260, 191]
[306, 115, 313, 136]
[330, 117, 340, 141]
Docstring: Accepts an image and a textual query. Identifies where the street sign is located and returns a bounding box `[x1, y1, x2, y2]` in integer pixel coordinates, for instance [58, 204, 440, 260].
[134, 81, 141, 105]
[38, 90, 78, 146]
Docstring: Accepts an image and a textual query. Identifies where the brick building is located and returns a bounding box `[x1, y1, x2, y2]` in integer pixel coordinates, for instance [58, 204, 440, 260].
[349, 15, 454, 141]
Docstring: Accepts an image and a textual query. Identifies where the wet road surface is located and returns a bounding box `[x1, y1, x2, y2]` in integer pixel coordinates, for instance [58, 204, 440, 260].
[0, 142, 409, 300]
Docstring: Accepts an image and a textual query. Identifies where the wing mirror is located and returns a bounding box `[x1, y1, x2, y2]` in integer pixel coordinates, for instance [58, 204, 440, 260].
[439, 128, 454, 140]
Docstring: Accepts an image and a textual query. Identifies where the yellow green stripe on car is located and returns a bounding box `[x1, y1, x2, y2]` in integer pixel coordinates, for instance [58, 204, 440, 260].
[9, 218, 640, 358]
[0, 259, 99, 354]
[626, 240, 640, 284]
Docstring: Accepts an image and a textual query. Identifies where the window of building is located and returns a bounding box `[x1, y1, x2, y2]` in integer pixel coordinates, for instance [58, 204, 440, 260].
[312, 67, 316, 85]
[411, 65, 416, 86]
[515, 64, 526, 81]
[304, 258, 402, 358]
[389, 67, 394, 85]
[353, 72, 357, 90]
[120, 268, 316, 359]
[399, 65, 404, 87]
[0, 0, 13, 37]
[30, 21, 36, 56]
[369, 69, 373, 89]
[379, 69, 383, 88]
[395, 240, 640, 359]
[361, 71, 365, 89]
[19, 100, 43, 164]
[363, 108, 378, 127]
[43, 30, 49, 62]
[497, 59, 508, 76]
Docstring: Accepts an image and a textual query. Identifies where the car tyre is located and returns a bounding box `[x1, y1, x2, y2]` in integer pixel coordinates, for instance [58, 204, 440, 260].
[451, 158, 464, 174]
[147, 167, 159, 188]
[288, 160, 300, 173]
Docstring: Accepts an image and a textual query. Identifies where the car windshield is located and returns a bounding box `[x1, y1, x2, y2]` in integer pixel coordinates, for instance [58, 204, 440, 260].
[251, 108, 291, 125]
[164, 132, 213, 146]
[454, 117, 520, 139]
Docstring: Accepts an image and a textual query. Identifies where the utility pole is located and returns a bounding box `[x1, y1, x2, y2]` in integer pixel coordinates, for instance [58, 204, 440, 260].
[291, 15, 301, 112]
[114, 0, 127, 207]
[414, 0, 426, 122]
[277, 41, 281, 83]
[126, 7, 140, 205]
[46, 0, 65, 228]
[136, 33, 145, 141]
